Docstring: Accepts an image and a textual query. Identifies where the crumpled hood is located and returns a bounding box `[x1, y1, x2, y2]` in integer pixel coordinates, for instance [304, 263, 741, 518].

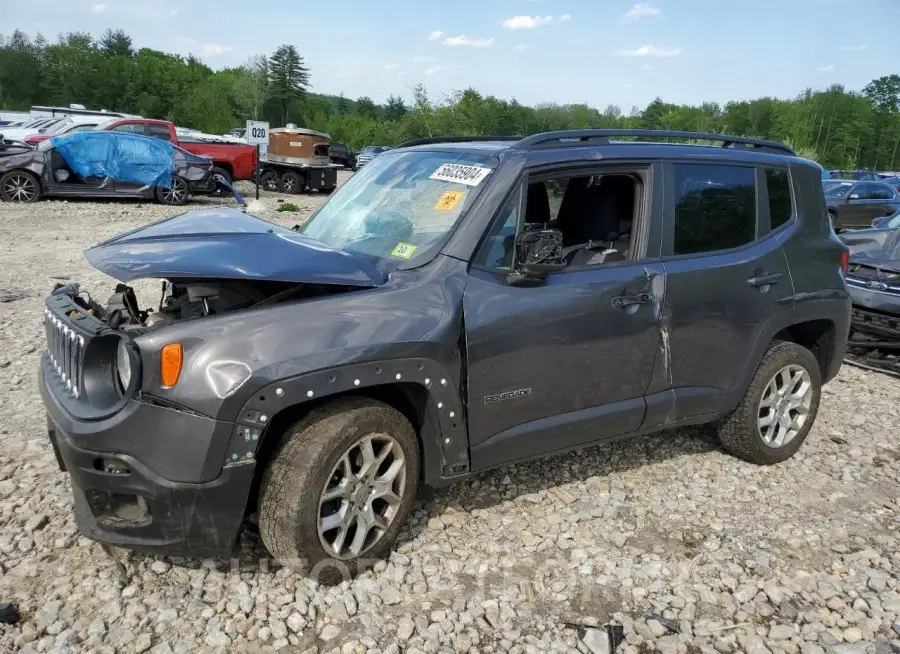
[841, 227, 900, 274]
[84, 207, 387, 286]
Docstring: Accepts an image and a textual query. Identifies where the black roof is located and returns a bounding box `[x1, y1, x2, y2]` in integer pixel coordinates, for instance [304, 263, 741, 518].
[392, 129, 810, 167]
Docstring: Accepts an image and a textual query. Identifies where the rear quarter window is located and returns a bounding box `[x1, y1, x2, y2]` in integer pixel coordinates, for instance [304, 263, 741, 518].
[766, 168, 793, 230]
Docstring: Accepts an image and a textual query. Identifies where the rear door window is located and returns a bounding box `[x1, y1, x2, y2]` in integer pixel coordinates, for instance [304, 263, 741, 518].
[148, 124, 171, 141]
[671, 163, 757, 255]
[110, 123, 144, 134]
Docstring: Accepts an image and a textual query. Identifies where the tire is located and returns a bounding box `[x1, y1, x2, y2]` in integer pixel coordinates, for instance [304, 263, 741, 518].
[258, 398, 419, 585]
[259, 170, 279, 192]
[717, 340, 822, 465]
[212, 166, 232, 186]
[0, 170, 41, 203]
[279, 170, 303, 194]
[155, 176, 189, 206]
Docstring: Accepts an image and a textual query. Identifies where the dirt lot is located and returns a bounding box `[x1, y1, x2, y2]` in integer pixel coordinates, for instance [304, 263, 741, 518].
[0, 172, 899, 654]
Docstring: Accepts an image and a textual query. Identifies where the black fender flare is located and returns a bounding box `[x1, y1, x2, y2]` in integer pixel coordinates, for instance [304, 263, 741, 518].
[222, 357, 469, 485]
[726, 297, 850, 410]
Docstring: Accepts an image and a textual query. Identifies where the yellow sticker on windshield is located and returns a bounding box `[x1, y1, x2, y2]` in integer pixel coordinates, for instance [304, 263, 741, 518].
[434, 190, 465, 212]
[391, 242, 418, 259]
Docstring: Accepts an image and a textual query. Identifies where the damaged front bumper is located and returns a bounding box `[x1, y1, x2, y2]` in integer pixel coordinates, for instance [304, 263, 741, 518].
[40, 362, 256, 558]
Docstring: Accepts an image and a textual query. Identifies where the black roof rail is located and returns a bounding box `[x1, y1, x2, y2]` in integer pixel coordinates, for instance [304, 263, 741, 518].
[393, 135, 522, 149]
[514, 129, 797, 156]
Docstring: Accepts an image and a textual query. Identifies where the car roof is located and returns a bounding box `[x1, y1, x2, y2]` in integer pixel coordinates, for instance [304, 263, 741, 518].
[389, 130, 815, 169]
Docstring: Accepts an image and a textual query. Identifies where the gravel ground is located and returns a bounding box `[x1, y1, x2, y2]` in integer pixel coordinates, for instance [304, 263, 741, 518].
[1, 172, 899, 654]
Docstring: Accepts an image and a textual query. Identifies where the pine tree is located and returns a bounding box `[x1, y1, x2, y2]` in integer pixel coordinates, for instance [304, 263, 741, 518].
[268, 44, 310, 125]
[99, 29, 134, 58]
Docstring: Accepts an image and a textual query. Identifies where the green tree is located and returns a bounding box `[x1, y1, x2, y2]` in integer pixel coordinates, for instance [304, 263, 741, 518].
[268, 44, 309, 125]
[355, 96, 377, 119]
[99, 29, 133, 58]
[383, 94, 407, 121]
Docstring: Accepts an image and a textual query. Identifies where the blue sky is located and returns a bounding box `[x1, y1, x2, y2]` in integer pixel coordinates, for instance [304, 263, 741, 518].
[7, 0, 900, 110]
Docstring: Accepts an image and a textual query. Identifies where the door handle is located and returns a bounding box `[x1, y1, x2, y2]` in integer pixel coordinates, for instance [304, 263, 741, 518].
[611, 292, 651, 309]
[746, 272, 783, 288]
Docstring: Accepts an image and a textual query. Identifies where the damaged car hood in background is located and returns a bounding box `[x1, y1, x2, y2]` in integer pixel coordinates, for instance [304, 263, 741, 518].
[84, 207, 388, 286]
[841, 227, 900, 273]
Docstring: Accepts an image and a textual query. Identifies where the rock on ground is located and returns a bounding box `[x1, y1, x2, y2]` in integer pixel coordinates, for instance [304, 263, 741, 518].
[1, 170, 900, 652]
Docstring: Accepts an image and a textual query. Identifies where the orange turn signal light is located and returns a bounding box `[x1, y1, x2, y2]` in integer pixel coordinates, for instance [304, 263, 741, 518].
[160, 343, 183, 388]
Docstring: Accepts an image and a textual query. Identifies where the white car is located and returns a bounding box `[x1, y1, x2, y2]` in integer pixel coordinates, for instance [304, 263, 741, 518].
[0, 117, 67, 142]
[22, 116, 105, 144]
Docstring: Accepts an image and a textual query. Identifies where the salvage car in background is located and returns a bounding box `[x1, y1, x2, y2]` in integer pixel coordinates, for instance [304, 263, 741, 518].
[0, 131, 215, 205]
[840, 219, 900, 376]
[825, 179, 900, 230]
[354, 145, 389, 170]
[23, 116, 104, 144]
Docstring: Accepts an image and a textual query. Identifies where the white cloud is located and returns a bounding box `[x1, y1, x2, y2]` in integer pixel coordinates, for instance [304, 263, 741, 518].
[385, 63, 401, 70]
[616, 44, 682, 58]
[201, 43, 231, 56]
[442, 35, 495, 47]
[559, 14, 572, 22]
[640, 64, 653, 70]
[619, 3, 660, 23]
[170, 9, 178, 16]
[502, 15, 553, 29]
[817, 64, 836, 72]
[513, 44, 528, 52]
[428, 30, 443, 41]
[839, 44, 868, 52]
[411, 56, 436, 63]
[89, 3, 107, 13]
[623, 82, 635, 89]
[424, 66, 443, 76]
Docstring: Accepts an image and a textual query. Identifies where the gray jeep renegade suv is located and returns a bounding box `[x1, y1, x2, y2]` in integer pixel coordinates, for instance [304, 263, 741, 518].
[39, 129, 851, 580]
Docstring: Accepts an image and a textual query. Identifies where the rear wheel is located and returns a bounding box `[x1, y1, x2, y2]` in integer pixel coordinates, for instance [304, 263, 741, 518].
[279, 170, 303, 194]
[0, 171, 41, 203]
[155, 176, 189, 206]
[259, 170, 279, 192]
[717, 341, 821, 464]
[259, 398, 419, 584]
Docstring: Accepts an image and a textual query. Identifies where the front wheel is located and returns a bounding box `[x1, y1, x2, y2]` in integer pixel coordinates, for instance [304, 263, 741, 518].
[258, 398, 419, 584]
[717, 341, 821, 464]
[0, 170, 41, 203]
[155, 176, 189, 206]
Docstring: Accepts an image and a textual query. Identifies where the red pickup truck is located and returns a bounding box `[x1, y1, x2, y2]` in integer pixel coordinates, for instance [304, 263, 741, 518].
[86, 118, 258, 184]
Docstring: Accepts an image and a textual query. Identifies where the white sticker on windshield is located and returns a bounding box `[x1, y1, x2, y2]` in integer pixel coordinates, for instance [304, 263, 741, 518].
[429, 163, 493, 187]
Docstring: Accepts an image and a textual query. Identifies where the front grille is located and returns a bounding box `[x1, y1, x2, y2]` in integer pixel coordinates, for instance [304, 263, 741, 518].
[44, 307, 85, 398]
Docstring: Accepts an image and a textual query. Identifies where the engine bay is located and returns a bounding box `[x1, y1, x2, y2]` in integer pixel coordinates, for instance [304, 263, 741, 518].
[55, 278, 358, 333]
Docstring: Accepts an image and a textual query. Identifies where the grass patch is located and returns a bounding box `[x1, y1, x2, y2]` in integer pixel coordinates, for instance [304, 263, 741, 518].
[276, 202, 300, 212]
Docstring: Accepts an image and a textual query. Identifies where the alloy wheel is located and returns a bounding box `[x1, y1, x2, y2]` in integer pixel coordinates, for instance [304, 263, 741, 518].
[757, 364, 813, 448]
[3, 174, 37, 202]
[162, 178, 187, 204]
[317, 433, 407, 560]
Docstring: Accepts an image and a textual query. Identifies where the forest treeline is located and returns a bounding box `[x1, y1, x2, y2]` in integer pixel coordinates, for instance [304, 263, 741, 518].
[2, 29, 899, 169]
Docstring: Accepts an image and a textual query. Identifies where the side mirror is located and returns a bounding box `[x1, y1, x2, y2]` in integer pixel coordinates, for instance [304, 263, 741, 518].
[506, 229, 567, 285]
[848, 193, 860, 200]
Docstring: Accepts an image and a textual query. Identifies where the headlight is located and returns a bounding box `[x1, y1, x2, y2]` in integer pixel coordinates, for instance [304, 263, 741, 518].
[116, 340, 133, 392]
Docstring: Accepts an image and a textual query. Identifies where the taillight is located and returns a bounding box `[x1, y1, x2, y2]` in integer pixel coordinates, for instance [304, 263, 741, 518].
[840, 250, 849, 274]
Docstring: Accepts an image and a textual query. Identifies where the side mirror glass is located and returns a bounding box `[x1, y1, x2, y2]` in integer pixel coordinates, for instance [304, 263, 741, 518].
[848, 193, 860, 200]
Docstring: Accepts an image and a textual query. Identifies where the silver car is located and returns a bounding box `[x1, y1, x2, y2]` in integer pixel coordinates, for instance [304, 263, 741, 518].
[354, 145, 389, 171]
